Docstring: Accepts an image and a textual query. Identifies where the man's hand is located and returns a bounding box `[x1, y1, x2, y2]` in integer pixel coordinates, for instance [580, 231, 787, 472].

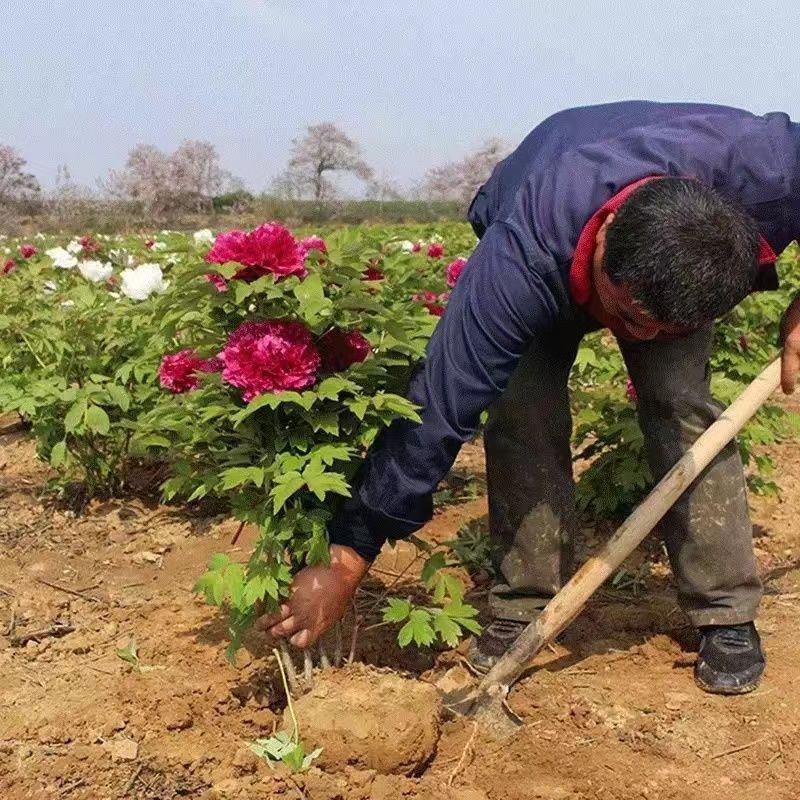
[781, 295, 800, 394]
[256, 544, 370, 649]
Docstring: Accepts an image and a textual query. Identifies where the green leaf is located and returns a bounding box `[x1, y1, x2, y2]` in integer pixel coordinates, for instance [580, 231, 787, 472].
[105, 383, 131, 411]
[224, 562, 246, 610]
[421, 552, 447, 586]
[50, 440, 67, 468]
[270, 471, 305, 511]
[432, 611, 462, 647]
[383, 598, 412, 623]
[64, 400, 87, 433]
[315, 376, 357, 400]
[220, 466, 266, 490]
[398, 609, 435, 647]
[302, 466, 350, 502]
[115, 638, 139, 666]
[85, 405, 111, 435]
[209, 553, 231, 571]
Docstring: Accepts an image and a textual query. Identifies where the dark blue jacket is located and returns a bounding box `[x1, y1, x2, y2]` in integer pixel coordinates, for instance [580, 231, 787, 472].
[330, 101, 800, 561]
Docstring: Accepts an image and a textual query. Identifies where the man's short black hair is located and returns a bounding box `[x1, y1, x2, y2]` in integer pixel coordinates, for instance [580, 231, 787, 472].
[603, 177, 760, 327]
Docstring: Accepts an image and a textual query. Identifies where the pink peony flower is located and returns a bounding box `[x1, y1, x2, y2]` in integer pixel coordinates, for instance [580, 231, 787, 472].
[411, 241, 422, 253]
[626, 378, 638, 403]
[446, 257, 467, 287]
[318, 328, 371, 372]
[205, 223, 306, 283]
[3, 259, 17, 275]
[427, 242, 445, 259]
[204, 273, 229, 293]
[144, 239, 156, 249]
[159, 349, 221, 394]
[79, 235, 101, 255]
[413, 290, 449, 317]
[300, 236, 327, 255]
[19, 244, 37, 259]
[220, 320, 320, 401]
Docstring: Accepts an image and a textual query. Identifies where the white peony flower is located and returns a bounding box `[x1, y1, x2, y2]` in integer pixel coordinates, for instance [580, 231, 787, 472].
[193, 228, 215, 245]
[66, 239, 83, 255]
[151, 241, 167, 251]
[61, 300, 76, 308]
[46, 247, 78, 270]
[78, 260, 113, 283]
[120, 263, 169, 300]
[43, 280, 58, 294]
[400, 240, 416, 252]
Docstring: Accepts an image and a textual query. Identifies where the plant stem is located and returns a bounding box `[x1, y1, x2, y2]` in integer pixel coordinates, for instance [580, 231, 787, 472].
[277, 640, 300, 696]
[273, 647, 301, 745]
[303, 649, 313, 684]
[333, 623, 343, 667]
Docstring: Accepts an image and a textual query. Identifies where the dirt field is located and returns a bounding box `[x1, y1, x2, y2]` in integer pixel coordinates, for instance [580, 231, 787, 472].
[1, 401, 799, 800]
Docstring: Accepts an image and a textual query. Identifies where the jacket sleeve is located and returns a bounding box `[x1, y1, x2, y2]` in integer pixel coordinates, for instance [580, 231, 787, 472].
[328, 221, 562, 561]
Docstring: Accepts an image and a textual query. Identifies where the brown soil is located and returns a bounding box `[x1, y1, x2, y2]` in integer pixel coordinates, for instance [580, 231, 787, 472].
[286, 666, 441, 776]
[0, 399, 799, 800]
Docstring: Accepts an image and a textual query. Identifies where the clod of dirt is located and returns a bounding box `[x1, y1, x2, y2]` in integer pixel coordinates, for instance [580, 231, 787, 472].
[286, 665, 442, 776]
[109, 737, 139, 761]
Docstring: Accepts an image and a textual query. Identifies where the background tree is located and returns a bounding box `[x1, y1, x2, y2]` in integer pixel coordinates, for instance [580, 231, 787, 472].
[0, 145, 41, 206]
[102, 140, 241, 217]
[418, 138, 507, 207]
[277, 123, 374, 201]
[365, 172, 405, 202]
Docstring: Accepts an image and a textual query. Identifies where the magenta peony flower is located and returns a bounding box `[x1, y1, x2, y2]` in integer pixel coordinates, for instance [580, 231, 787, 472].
[411, 241, 422, 253]
[446, 257, 467, 287]
[205, 223, 307, 283]
[413, 290, 449, 317]
[19, 244, 37, 259]
[144, 239, 156, 249]
[626, 378, 638, 403]
[427, 243, 445, 259]
[159, 349, 221, 394]
[318, 328, 371, 372]
[362, 265, 385, 281]
[220, 320, 320, 401]
[204, 273, 229, 293]
[3, 259, 17, 275]
[300, 236, 327, 256]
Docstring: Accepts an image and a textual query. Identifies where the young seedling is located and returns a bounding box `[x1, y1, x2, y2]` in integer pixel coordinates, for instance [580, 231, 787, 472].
[115, 637, 164, 673]
[248, 647, 322, 772]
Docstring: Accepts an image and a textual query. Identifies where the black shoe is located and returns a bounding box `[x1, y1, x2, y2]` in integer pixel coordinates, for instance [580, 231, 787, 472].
[694, 622, 765, 695]
[467, 618, 530, 674]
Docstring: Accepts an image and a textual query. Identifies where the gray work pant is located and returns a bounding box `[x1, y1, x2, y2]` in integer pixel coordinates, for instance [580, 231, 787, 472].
[485, 314, 762, 628]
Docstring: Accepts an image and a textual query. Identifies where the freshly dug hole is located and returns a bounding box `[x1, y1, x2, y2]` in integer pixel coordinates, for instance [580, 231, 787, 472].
[284, 664, 442, 776]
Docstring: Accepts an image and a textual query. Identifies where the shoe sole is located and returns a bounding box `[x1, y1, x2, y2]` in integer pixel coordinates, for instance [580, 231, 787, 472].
[694, 673, 763, 695]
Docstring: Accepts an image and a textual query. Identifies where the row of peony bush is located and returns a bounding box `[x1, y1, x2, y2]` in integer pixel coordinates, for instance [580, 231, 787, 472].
[0, 220, 796, 652]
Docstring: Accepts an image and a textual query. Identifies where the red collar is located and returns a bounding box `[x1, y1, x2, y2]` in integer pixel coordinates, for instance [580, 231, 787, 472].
[569, 176, 778, 316]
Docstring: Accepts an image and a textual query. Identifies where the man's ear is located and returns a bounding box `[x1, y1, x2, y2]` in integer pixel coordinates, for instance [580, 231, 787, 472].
[595, 212, 615, 247]
[594, 213, 615, 267]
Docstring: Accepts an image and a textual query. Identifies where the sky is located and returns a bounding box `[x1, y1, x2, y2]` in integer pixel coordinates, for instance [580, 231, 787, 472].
[2, 0, 800, 193]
